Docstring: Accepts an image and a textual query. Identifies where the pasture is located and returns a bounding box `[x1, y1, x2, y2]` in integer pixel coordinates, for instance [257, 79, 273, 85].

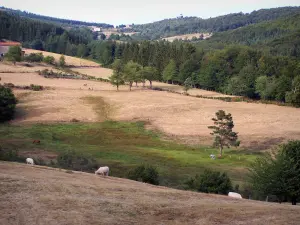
[0, 121, 258, 187]
[1, 161, 300, 225]
[1, 59, 300, 149]
[162, 33, 212, 42]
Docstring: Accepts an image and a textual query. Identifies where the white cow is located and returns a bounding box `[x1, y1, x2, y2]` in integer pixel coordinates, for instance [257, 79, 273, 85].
[210, 154, 216, 160]
[95, 166, 109, 176]
[26, 158, 34, 165]
[228, 192, 242, 199]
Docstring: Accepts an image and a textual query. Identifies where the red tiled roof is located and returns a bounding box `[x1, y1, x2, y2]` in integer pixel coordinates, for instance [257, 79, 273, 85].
[0, 42, 21, 46]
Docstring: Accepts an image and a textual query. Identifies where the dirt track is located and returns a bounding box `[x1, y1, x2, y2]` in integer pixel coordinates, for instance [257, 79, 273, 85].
[1, 161, 299, 225]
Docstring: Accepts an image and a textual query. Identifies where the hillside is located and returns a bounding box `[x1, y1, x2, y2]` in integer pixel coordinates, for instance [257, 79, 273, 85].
[199, 12, 300, 56]
[131, 7, 300, 39]
[1, 161, 300, 225]
[0, 6, 113, 28]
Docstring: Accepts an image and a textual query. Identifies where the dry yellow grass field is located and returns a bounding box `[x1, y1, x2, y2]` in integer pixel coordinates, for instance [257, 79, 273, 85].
[23, 49, 100, 66]
[162, 33, 212, 42]
[2, 70, 300, 149]
[72, 67, 113, 79]
[0, 61, 59, 73]
[1, 161, 299, 225]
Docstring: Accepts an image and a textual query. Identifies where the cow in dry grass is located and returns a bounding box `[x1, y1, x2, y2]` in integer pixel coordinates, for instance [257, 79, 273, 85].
[95, 166, 109, 176]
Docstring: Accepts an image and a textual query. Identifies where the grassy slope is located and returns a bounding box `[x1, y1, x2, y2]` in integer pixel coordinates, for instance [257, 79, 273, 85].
[1, 161, 300, 225]
[0, 121, 258, 188]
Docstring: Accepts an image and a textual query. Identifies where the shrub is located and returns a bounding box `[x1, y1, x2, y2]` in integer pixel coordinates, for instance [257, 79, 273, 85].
[56, 150, 98, 172]
[185, 169, 232, 195]
[43, 56, 55, 65]
[0, 147, 25, 162]
[0, 85, 17, 122]
[24, 53, 44, 62]
[128, 164, 159, 185]
[30, 84, 43, 91]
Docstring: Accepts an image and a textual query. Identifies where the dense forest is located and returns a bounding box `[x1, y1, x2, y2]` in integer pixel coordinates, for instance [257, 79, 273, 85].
[1, 8, 300, 106]
[0, 6, 114, 28]
[130, 7, 300, 40]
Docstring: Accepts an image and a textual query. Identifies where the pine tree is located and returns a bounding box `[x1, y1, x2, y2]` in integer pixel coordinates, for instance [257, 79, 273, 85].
[208, 110, 240, 157]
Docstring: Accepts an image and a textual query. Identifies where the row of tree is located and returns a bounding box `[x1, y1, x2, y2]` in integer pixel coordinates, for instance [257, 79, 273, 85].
[107, 41, 300, 106]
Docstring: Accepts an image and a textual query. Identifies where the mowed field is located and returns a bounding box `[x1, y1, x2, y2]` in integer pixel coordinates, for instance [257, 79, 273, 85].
[1, 161, 300, 225]
[23, 49, 99, 66]
[1, 60, 300, 149]
[162, 33, 212, 42]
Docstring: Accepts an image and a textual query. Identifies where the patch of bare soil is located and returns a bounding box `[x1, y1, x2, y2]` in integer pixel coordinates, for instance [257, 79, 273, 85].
[1, 161, 299, 225]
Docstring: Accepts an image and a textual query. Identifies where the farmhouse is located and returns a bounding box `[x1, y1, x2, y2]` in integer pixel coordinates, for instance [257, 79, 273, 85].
[0, 41, 22, 57]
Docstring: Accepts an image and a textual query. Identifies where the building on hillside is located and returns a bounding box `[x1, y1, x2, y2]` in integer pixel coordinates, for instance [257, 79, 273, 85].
[0, 41, 22, 57]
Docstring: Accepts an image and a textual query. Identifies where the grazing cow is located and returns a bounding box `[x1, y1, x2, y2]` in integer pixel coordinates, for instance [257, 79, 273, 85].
[26, 158, 34, 165]
[228, 192, 242, 199]
[32, 140, 40, 144]
[95, 166, 109, 176]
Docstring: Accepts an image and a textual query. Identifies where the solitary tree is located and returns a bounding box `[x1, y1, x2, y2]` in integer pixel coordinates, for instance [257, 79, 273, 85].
[183, 77, 193, 93]
[59, 55, 66, 67]
[208, 110, 240, 157]
[109, 59, 124, 91]
[5, 46, 22, 65]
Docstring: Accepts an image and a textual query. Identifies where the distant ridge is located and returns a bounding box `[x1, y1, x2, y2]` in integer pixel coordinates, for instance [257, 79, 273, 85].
[0, 6, 114, 28]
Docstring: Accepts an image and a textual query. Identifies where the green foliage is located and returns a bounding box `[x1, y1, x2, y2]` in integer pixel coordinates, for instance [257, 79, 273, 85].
[4, 46, 22, 64]
[208, 110, 240, 156]
[139, 66, 157, 88]
[109, 59, 125, 90]
[43, 56, 55, 65]
[0, 85, 17, 122]
[30, 84, 43, 91]
[162, 60, 177, 82]
[0, 147, 25, 162]
[249, 140, 300, 205]
[183, 77, 193, 93]
[128, 164, 159, 185]
[185, 169, 232, 195]
[56, 150, 98, 172]
[24, 53, 44, 62]
[59, 55, 66, 67]
[123, 61, 141, 90]
[285, 76, 300, 107]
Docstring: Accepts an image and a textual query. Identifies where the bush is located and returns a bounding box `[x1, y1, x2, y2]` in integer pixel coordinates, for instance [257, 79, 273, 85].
[30, 84, 43, 91]
[0, 85, 17, 122]
[0, 147, 25, 162]
[43, 56, 55, 65]
[24, 53, 44, 62]
[56, 150, 98, 172]
[185, 169, 232, 195]
[128, 164, 159, 185]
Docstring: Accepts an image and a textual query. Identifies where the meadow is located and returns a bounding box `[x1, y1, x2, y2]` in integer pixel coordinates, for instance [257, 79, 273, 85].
[0, 121, 258, 188]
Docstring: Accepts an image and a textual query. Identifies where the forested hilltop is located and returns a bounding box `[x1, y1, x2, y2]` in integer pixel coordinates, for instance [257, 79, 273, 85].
[130, 7, 300, 39]
[1, 8, 300, 106]
[0, 6, 113, 28]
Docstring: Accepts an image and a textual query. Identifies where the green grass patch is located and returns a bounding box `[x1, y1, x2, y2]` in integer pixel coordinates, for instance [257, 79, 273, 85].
[0, 121, 260, 188]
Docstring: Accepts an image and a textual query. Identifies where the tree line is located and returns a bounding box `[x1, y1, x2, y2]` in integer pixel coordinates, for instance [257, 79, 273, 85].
[105, 41, 300, 106]
[0, 6, 113, 28]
